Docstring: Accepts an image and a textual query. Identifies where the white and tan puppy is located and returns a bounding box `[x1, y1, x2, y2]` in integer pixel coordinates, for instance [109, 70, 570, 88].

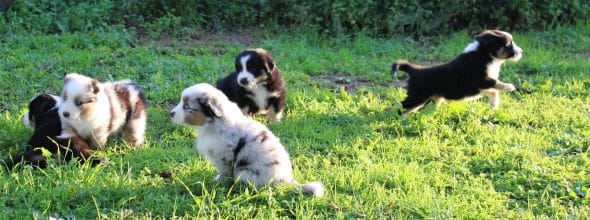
[58, 73, 147, 149]
[170, 83, 324, 197]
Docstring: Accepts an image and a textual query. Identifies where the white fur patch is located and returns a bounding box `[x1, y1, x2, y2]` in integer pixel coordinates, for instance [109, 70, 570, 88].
[486, 57, 505, 79]
[463, 41, 479, 53]
[237, 55, 255, 86]
[246, 86, 280, 114]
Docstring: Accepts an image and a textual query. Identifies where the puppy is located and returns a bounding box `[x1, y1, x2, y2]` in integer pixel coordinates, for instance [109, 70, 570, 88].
[58, 73, 147, 149]
[170, 83, 324, 197]
[392, 30, 523, 115]
[4, 94, 102, 169]
[216, 48, 286, 123]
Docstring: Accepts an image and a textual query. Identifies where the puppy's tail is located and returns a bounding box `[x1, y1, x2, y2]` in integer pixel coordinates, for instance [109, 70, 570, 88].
[294, 181, 325, 197]
[392, 60, 420, 78]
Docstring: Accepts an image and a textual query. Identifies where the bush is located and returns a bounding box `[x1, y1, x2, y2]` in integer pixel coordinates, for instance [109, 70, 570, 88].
[5, 0, 114, 34]
[2, 0, 589, 36]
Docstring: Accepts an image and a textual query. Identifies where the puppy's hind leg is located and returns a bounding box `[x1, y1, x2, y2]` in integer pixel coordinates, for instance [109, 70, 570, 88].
[123, 111, 147, 148]
[401, 95, 430, 116]
[266, 97, 283, 123]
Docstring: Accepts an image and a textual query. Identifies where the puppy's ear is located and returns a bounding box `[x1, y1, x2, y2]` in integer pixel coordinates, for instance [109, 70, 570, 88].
[264, 55, 275, 76]
[198, 96, 222, 118]
[64, 73, 76, 84]
[476, 30, 505, 52]
[29, 94, 57, 119]
[90, 79, 100, 94]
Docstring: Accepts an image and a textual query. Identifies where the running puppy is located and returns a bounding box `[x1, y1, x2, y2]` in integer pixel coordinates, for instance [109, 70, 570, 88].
[170, 83, 324, 197]
[59, 73, 147, 149]
[392, 30, 523, 115]
[4, 94, 102, 169]
[216, 48, 286, 123]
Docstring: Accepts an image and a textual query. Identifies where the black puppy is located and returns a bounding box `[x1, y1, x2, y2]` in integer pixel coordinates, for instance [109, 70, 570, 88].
[4, 94, 103, 169]
[216, 48, 286, 123]
[392, 30, 523, 115]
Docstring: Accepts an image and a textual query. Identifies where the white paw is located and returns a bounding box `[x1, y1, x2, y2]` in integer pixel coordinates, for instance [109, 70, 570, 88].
[503, 84, 516, 92]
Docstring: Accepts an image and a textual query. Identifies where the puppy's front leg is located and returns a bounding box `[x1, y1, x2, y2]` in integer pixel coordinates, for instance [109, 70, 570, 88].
[493, 81, 516, 92]
[483, 89, 500, 109]
[213, 160, 233, 183]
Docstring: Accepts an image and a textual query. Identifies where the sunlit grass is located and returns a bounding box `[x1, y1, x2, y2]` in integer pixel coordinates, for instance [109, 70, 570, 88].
[0, 23, 589, 218]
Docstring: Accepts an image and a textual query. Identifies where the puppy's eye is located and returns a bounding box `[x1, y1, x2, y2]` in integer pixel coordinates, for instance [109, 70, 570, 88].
[75, 100, 94, 106]
[247, 64, 253, 69]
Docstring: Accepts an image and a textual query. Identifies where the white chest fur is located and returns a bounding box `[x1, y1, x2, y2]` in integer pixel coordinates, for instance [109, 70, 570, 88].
[196, 128, 234, 163]
[246, 86, 279, 113]
[486, 58, 505, 79]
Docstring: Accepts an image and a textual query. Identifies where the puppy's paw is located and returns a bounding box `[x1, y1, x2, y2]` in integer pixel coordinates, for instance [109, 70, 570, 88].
[503, 83, 516, 92]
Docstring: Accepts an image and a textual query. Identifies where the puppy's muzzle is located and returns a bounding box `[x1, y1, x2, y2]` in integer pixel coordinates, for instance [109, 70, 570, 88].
[170, 111, 176, 118]
[239, 78, 249, 86]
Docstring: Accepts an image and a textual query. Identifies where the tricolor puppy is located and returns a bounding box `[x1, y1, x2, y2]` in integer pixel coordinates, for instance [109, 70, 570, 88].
[392, 30, 523, 115]
[4, 94, 102, 169]
[170, 83, 324, 197]
[216, 48, 286, 123]
[58, 73, 147, 149]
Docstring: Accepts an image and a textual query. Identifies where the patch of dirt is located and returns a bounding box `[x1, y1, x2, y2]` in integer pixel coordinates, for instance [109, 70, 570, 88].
[311, 73, 407, 95]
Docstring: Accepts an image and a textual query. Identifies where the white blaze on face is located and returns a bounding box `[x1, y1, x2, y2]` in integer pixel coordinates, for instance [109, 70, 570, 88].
[171, 100, 185, 125]
[463, 41, 480, 53]
[59, 76, 92, 120]
[236, 54, 255, 87]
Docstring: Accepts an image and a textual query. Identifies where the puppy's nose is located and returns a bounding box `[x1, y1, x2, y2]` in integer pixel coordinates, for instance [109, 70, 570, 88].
[239, 78, 249, 85]
[170, 111, 175, 118]
[63, 112, 70, 118]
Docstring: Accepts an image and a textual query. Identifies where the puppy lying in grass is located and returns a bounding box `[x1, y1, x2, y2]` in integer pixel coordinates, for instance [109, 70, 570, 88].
[392, 30, 523, 115]
[4, 94, 104, 169]
[170, 83, 324, 197]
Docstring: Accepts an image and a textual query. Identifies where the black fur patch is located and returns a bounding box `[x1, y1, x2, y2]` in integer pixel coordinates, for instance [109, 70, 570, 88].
[235, 159, 250, 168]
[232, 137, 247, 161]
[198, 98, 219, 118]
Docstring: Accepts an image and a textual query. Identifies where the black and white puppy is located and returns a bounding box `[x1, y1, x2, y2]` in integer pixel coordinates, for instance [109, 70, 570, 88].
[4, 94, 102, 169]
[59, 73, 148, 149]
[170, 83, 324, 197]
[216, 48, 286, 123]
[392, 30, 523, 115]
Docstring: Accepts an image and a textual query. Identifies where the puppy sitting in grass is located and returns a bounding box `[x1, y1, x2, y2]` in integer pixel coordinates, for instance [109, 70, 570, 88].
[170, 83, 324, 197]
[392, 30, 523, 115]
[4, 94, 104, 169]
[58, 73, 148, 149]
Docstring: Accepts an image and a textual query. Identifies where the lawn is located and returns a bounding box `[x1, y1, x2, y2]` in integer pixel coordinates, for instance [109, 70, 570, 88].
[0, 23, 589, 218]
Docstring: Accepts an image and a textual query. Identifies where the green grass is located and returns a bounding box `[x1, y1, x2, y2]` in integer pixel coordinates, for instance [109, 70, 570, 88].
[1, 23, 589, 218]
